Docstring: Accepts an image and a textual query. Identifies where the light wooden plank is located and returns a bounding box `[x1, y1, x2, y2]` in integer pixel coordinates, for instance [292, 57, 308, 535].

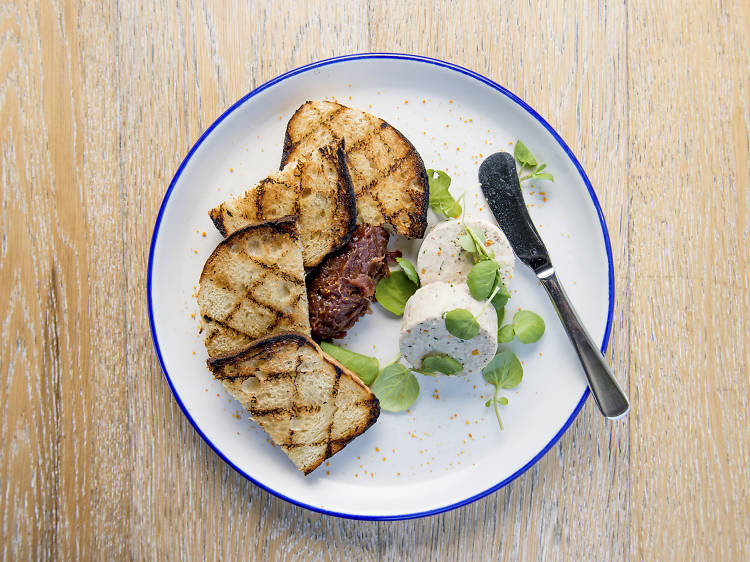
[627, 0, 750, 559]
[0, 0, 129, 559]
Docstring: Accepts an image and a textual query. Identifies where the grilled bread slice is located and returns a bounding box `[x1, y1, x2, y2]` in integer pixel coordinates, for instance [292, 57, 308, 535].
[197, 217, 310, 357]
[208, 333, 380, 474]
[209, 141, 356, 267]
[281, 100, 429, 238]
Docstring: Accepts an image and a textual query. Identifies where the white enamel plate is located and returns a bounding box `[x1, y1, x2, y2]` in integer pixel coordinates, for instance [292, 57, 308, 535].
[148, 54, 614, 520]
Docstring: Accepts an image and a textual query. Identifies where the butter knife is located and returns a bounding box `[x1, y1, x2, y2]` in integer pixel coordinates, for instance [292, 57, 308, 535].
[479, 152, 629, 419]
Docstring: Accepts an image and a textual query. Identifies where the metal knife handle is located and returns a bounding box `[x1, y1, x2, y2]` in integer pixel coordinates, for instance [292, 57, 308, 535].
[538, 270, 629, 419]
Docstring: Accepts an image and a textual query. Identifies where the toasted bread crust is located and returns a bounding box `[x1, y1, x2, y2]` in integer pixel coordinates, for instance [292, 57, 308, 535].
[208, 332, 380, 474]
[199, 216, 299, 278]
[208, 142, 356, 267]
[281, 101, 429, 239]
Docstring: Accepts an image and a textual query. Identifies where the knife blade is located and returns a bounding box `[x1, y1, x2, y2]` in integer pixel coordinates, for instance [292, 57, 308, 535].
[478, 152, 552, 274]
[479, 152, 629, 419]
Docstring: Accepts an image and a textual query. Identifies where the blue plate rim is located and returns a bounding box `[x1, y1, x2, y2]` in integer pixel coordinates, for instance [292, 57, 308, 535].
[146, 52, 614, 521]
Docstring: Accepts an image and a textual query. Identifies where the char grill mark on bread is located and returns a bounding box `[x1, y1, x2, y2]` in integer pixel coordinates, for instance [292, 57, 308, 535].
[197, 217, 311, 357]
[281, 101, 429, 239]
[209, 141, 356, 267]
[207, 332, 380, 474]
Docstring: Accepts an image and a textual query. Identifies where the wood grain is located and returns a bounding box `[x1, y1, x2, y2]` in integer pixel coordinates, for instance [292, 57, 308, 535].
[0, 0, 747, 560]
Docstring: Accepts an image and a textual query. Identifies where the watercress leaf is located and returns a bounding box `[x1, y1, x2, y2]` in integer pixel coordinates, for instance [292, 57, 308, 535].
[375, 271, 417, 316]
[490, 272, 511, 309]
[319, 342, 379, 385]
[535, 163, 547, 173]
[498, 324, 515, 343]
[420, 353, 463, 375]
[482, 350, 523, 389]
[464, 225, 493, 260]
[485, 399, 492, 407]
[512, 310, 546, 343]
[533, 172, 554, 182]
[495, 305, 505, 330]
[443, 308, 480, 340]
[498, 396, 509, 405]
[396, 257, 420, 287]
[426, 169, 462, 218]
[467, 260, 499, 300]
[514, 140, 538, 168]
[458, 233, 476, 253]
[370, 363, 420, 412]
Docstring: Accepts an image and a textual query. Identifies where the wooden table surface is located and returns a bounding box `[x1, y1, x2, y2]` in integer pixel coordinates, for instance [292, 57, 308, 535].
[2, 1, 748, 560]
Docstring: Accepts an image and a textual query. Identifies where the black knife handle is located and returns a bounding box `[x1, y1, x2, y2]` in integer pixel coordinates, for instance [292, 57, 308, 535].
[538, 269, 630, 419]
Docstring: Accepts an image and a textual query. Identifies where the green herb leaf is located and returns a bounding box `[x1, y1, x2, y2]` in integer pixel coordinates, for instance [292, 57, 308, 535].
[483, 351, 523, 431]
[319, 342, 380, 386]
[395, 257, 420, 287]
[419, 353, 463, 375]
[463, 225, 493, 260]
[467, 260, 499, 300]
[498, 324, 515, 343]
[514, 140, 538, 168]
[490, 272, 511, 310]
[482, 350, 524, 389]
[426, 169, 462, 218]
[443, 308, 480, 340]
[375, 271, 418, 316]
[495, 305, 505, 333]
[458, 232, 476, 253]
[370, 363, 420, 412]
[512, 310, 546, 343]
[532, 172, 554, 181]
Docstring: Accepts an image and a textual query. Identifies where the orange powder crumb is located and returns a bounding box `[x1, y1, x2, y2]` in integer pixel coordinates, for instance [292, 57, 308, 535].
[404, 100, 409, 104]
[471, 349, 479, 355]
[445, 124, 450, 128]
[229, 168, 234, 173]
[382, 457, 386, 461]
[375, 447, 380, 452]
[468, 433, 473, 438]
